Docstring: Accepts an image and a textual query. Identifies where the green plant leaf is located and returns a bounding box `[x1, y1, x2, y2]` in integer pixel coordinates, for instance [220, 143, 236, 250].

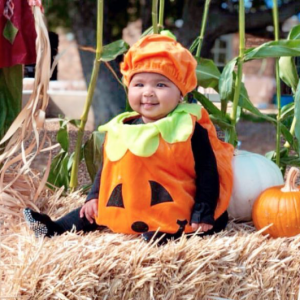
[295, 80, 300, 157]
[192, 91, 223, 117]
[265, 150, 276, 161]
[47, 151, 70, 190]
[266, 148, 290, 174]
[69, 119, 81, 128]
[279, 57, 299, 93]
[265, 147, 288, 161]
[57, 126, 69, 152]
[83, 131, 106, 182]
[236, 85, 261, 120]
[278, 25, 300, 92]
[288, 24, 300, 40]
[208, 113, 237, 145]
[230, 73, 276, 124]
[209, 115, 234, 130]
[0, 65, 22, 141]
[281, 123, 299, 153]
[58, 118, 81, 129]
[244, 40, 300, 61]
[280, 155, 300, 167]
[57, 154, 71, 190]
[219, 58, 237, 101]
[67, 152, 75, 171]
[196, 58, 221, 91]
[280, 102, 294, 121]
[101, 40, 130, 62]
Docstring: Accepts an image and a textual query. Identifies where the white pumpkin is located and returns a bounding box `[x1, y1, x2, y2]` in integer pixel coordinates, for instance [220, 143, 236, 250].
[228, 150, 284, 221]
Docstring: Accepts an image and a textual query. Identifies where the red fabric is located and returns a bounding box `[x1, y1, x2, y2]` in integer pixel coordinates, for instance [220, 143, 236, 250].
[0, 0, 36, 68]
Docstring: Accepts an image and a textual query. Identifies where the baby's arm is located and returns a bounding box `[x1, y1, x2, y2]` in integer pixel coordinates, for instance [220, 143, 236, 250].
[86, 167, 102, 202]
[191, 123, 219, 232]
[81, 167, 103, 223]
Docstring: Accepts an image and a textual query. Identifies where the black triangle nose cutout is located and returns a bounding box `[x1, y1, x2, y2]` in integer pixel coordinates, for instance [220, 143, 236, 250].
[106, 184, 124, 208]
[149, 181, 173, 206]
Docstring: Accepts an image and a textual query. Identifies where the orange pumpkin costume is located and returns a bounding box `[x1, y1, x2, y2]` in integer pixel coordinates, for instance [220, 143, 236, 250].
[95, 104, 234, 234]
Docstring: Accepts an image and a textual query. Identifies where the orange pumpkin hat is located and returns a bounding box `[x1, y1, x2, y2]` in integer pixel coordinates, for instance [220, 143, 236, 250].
[120, 34, 197, 96]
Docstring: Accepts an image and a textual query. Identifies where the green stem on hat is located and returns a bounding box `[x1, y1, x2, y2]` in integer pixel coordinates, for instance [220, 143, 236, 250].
[272, 0, 281, 166]
[229, 0, 245, 145]
[196, 0, 211, 58]
[69, 0, 103, 190]
[152, 0, 159, 34]
[158, 0, 165, 32]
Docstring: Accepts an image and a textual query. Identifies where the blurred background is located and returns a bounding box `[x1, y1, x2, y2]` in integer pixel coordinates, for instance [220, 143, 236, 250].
[22, 0, 300, 129]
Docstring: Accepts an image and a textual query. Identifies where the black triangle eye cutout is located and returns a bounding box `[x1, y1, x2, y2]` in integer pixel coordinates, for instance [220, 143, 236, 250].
[107, 184, 124, 207]
[149, 181, 173, 206]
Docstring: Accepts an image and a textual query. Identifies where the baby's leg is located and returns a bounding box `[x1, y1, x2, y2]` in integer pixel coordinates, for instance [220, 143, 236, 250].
[55, 207, 99, 233]
[23, 207, 99, 238]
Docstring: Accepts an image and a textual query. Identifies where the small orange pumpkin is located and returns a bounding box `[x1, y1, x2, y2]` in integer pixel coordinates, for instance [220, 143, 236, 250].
[252, 167, 300, 238]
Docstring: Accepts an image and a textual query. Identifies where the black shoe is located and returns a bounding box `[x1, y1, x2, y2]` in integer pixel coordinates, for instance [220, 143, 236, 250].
[23, 208, 53, 238]
[142, 231, 181, 246]
[142, 220, 188, 245]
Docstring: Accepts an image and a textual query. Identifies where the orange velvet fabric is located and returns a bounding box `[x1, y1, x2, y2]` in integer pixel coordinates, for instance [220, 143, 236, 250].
[95, 108, 234, 234]
[96, 120, 197, 234]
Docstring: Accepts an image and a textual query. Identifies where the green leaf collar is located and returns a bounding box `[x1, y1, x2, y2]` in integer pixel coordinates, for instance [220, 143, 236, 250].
[98, 103, 201, 161]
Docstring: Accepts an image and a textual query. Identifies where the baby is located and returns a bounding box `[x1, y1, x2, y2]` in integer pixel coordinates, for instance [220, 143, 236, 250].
[24, 34, 233, 244]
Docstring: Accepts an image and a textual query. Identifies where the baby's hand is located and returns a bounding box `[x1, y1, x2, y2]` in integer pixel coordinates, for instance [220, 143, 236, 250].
[191, 222, 213, 232]
[79, 199, 98, 224]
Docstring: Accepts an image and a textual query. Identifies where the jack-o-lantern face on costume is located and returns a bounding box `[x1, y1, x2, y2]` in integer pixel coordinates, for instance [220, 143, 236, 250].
[106, 180, 188, 233]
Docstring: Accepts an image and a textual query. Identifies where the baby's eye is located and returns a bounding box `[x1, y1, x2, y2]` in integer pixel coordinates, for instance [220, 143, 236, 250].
[135, 83, 144, 87]
[157, 83, 167, 87]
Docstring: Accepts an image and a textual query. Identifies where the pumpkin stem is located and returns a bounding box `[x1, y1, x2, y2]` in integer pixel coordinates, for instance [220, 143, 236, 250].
[281, 167, 300, 192]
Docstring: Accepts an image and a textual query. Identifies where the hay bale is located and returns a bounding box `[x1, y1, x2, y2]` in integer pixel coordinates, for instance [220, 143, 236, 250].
[1, 192, 300, 300]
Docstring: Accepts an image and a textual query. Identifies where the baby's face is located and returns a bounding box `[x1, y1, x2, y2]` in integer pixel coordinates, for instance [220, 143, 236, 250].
[128, 72, 181, 123]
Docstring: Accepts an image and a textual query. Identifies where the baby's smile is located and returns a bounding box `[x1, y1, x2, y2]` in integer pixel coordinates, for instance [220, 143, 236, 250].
[141, 102, 159, 109]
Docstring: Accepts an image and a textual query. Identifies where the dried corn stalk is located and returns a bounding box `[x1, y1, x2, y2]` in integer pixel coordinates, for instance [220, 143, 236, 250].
[0, 4, 52, 216]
